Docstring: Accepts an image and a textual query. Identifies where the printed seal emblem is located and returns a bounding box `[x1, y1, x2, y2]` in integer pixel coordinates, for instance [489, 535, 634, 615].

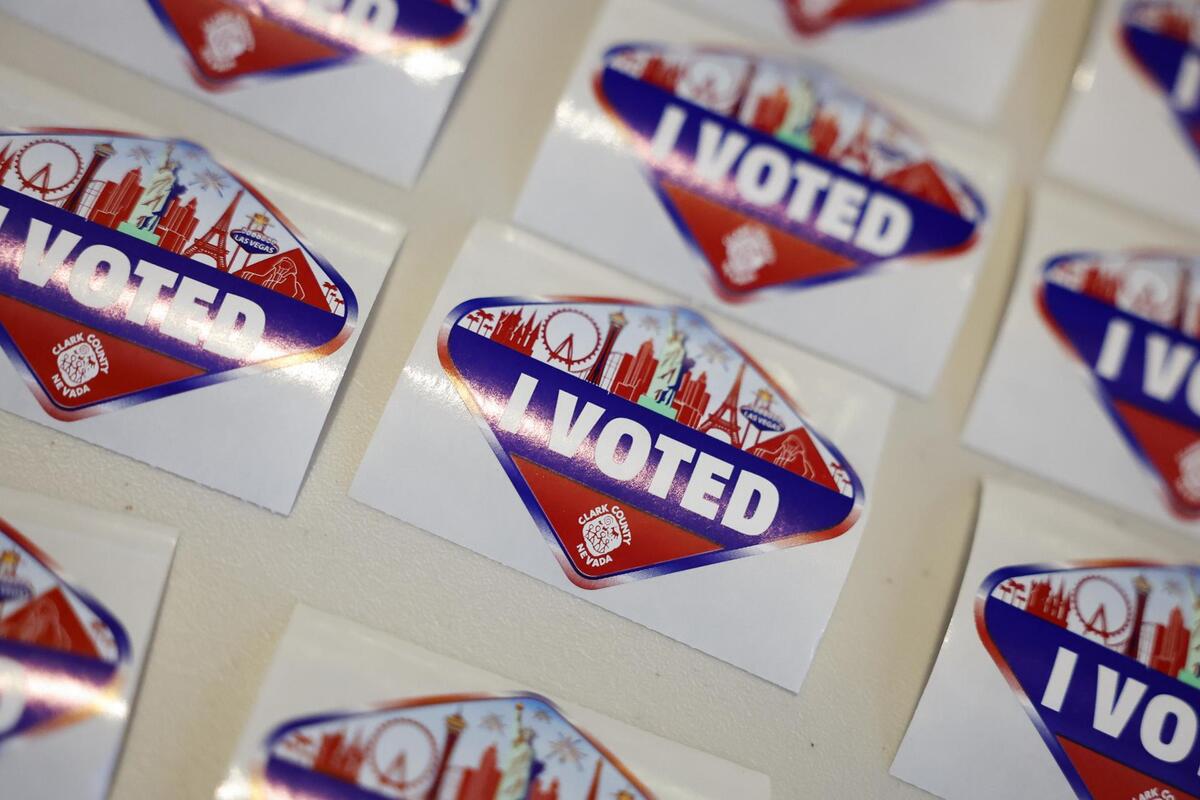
[439, 296, 863, 588]
[50, 332, 109, 399]
[0, 129, 357, 421]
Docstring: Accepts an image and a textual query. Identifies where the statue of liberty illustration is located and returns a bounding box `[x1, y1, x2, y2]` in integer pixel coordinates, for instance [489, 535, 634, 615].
[637, 312, 688, 419]
[494, 703, 543, 800]
[130, 143, 183, 234]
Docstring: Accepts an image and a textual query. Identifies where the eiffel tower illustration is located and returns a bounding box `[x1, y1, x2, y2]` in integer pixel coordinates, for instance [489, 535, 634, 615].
[699, 361, 746, 448]
[835, 118, 874, 175]
[183, 188, 243, 272]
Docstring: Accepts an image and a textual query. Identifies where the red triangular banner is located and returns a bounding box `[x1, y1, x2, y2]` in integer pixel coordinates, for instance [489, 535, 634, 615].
[153, 0, 343, 82]
[1058, 736, 1198, 800]
[660, 181, 856, 295]
[0, 295, 204, 411]
[0, 587, 99, 660]
[236, 247, 333, 313]
[512, 454, 721, 579]
[1111, 399, 1200, 518]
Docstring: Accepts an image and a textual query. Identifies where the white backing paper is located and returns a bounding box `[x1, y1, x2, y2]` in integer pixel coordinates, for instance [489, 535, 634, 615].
[677, 0, 1042, 125]
[514, 0, 1011, 396]
[216, 604, 771, 800]
[0, 67, 404, 514]
[0, 0, 499, 187]
[0, 484, 176, 800]
[891, 479, 1200, 799]
[1047, 0, 1200, 232]
[350, 220, 894, 691]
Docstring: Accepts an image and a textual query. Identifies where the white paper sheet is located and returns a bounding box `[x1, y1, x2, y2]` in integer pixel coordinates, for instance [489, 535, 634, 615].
[677, 0, 1042, 125]
[514, 0, 1011, 395]
[0, 0, 500, 187]
[0, 67, 403, 514]
[893, 479, 1200, 799]
[350, 220, 894, 691]
[965, 181, 1200, 536]
[215, 604, 771, 800]
[0, 484, 176, 800]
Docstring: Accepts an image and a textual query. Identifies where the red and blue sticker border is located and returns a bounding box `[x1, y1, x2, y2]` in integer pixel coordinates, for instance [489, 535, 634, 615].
[975, 558, 1173, 800]
[1034, 250, 1198, 520]
[252, 691, 656, 800]
[436, 295, 865, 589]
[145, 0, 481, 92]
[0, 513, 132, 740]
[1117, 0, 1199, 160]
[591, 43, 987, 303]
[0, 127, 358, 422]
[784, 0, 949, 37]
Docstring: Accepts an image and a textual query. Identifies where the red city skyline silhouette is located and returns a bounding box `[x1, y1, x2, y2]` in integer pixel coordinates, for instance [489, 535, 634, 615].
[1000, 573, 1195, 680]
[477, 307, 840, 490]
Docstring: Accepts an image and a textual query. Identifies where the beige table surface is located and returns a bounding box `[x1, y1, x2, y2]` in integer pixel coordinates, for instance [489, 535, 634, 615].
[0, 1, 1167, 797]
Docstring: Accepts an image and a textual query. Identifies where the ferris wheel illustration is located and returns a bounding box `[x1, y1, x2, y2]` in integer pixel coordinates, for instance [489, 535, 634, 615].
[365, 716, 439, 793]
[14, 139, 84, 203]
[1071, 574, 1134, 646]
[540, 308, 602, 374]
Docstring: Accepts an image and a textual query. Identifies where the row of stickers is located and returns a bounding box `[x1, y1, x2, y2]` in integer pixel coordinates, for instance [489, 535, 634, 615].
[13, 477, 1200, 800]
[0, 0, 1196, 797]
[0, 485, 771, 798]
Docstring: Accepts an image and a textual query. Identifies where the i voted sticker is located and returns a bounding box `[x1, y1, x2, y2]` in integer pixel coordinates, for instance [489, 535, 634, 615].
[1038, 252, 1200, 520]
[439, 297, 862, 588]
[146, 0, 479, 87]
[979, 562, 1200, 800]
[784, 0, 946, 35]
[257, 693, 652, 800]
[0, 129, 356, 421]
[1121, 0, 1200, 162]
[593, 44, 985, 300]
[0, 516, 129, 744]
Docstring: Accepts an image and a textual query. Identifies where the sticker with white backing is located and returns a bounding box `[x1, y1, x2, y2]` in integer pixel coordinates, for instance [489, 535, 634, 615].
[0, 72, 403, 513]
[516, 0, 1010, 395]
[593, 43, 985, 299]
[0, 129, 355, 420]
[779, 0, 952, 35]
[257, 695, 654, 799]
[215, 605, 771, 800]
[0, 484, 175, 800]
[144, 0, 481, 88]
[1037, 251, 1200, 520]
[965, 182, 1200, 537]
[351, 220, 894, 691]
[1048, 0, 1200, 231]
[0, 0, 500, 187]
[439, 297, 862, 588]
[677, 0, 1042, 124]
[980, 563, 1200, 799]
[893, 480, 1200, 800]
